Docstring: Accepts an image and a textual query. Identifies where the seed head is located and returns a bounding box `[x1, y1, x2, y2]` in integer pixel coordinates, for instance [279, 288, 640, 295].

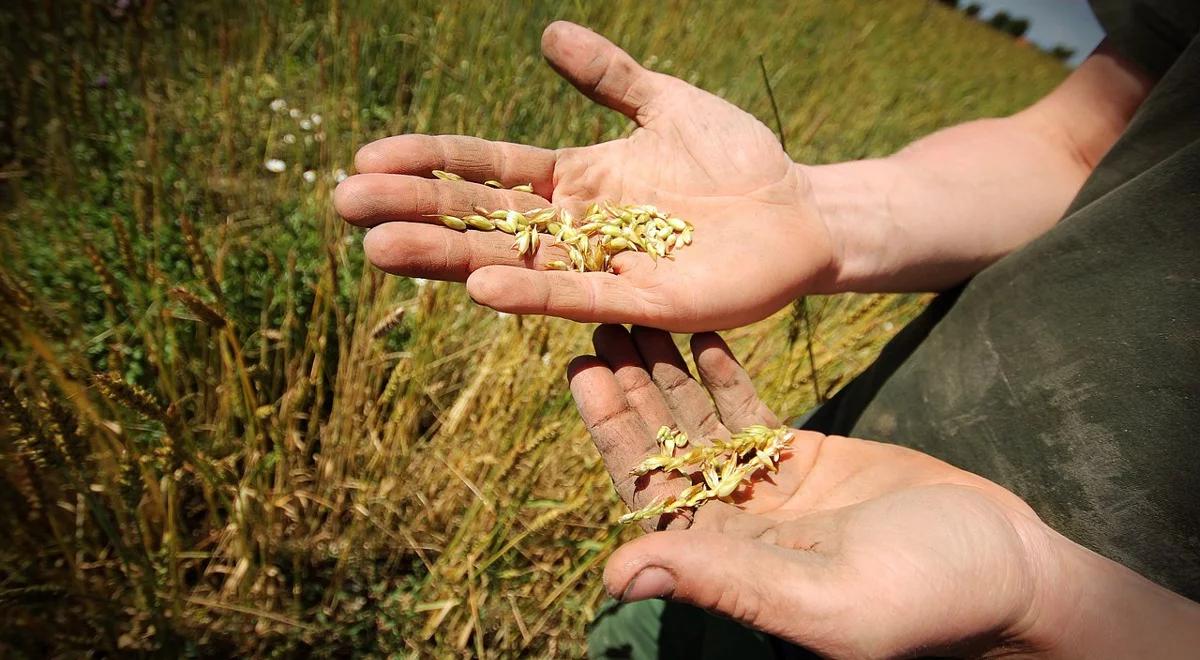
[439, 215, 468, 231]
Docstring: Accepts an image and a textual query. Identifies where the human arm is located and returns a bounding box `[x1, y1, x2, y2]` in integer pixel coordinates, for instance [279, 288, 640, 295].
[335, 23, 1153, 331]
[567, 325, 1200, 657]
[809, 42, 1153, 292]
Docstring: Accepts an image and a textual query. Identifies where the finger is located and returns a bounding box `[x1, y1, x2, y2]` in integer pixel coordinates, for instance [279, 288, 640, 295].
[354, 134, 556, 197]
[567, 355, 691, 530]
[362, 222, 572, 281]
[630, 326, 728, 443]
[603, 529, 828, 646]
[334, 173, 547, 228]
[465, 266, 657, 325]
[592, 325, 675, 431]
[691, 333, 780, 431]
[540, 21, 670, 124]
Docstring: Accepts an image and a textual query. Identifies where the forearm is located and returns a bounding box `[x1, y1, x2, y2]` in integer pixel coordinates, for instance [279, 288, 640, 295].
[803, 45, 1152, 293]
[1026, 532, 1200, 658]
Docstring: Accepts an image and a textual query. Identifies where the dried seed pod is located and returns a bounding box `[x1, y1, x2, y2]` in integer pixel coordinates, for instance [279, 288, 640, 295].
[463, 215, 495, 231]
[439, 215, 468, 231]
[568, 247, 585, 271]
[371, 306, 407, 339]
[511, 183, 533, 193]
[605, 236, 629, 251]
[170, 287, 228, 328]
[423, 174, 694, 273]
[621, 425, 794, 524]
[484, 180, 503, 188]
[544, 260, 568, 271]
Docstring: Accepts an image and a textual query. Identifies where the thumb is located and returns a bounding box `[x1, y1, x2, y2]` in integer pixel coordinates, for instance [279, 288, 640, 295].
[540, 21, 669, 124]
[603, 529, 823, 641]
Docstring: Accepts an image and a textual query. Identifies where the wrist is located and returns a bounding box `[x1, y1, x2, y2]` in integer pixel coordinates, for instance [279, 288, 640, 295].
[1009, 525, 1200, 658]
[795, 159, 902, 294]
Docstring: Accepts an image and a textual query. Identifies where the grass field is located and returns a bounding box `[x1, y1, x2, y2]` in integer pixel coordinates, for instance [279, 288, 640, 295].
[0, 1, 1067, 656]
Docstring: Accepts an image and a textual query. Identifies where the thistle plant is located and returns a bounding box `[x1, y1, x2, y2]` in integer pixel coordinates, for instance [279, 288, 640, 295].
[430, 170, 694, 273]
[619, 424, 794, 524]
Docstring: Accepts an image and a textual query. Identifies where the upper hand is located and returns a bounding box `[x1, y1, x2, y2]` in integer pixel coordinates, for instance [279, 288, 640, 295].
[335, 21, 836, 332]
[568, 325, 1077, 657]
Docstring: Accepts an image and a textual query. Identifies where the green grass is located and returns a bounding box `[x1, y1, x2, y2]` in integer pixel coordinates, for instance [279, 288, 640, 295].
[0, 1, 1066, 656]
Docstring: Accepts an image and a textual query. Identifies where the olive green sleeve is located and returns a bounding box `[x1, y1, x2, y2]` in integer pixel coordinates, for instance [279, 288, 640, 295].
[1089, 0, 1200, 75]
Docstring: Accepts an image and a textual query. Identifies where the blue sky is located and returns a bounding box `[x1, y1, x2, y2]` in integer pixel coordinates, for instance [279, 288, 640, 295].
[971, 0, 1105, 66]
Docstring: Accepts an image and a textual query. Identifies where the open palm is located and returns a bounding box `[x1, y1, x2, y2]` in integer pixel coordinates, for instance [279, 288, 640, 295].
[335, 22, 834, 332]
[568, 325, 1062, 658]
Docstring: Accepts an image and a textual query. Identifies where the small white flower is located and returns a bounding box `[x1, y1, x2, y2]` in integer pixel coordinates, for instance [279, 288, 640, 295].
[264, 158, 287, 173]
[302, 170, 317, 183]
[269, 98, 287, 112]
[289, 108, 302, 119]
[310, 113, 322, 126]
[299, 119, 313, 131]
[313, 132, 325, 143]
[282, 133, 296, 144]
[334, 168, 348, 183]
[304, 135, 314, 146]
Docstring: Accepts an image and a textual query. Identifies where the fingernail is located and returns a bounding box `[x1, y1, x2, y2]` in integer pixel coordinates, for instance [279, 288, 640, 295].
[620, 567, 675, 602]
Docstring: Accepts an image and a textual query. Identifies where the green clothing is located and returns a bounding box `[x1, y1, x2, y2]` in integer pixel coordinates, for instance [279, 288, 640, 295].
[808, 0, 1200, 600]
[590, 2, 1199, 658]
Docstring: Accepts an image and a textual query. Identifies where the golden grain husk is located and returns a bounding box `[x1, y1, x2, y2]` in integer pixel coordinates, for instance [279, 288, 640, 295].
[428, 171, 694, 273]
[618, 425, 794, 524]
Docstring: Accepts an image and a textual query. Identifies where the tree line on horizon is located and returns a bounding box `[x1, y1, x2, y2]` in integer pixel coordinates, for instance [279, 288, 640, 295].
[936, 0, 1078, 61]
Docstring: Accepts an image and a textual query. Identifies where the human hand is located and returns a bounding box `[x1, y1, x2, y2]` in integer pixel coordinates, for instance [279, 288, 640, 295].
[566, 326, 1200, 658]
[335, 22, 835, 332]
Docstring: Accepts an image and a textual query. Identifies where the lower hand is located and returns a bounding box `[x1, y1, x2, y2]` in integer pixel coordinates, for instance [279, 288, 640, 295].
[567, 326, 1199, 657]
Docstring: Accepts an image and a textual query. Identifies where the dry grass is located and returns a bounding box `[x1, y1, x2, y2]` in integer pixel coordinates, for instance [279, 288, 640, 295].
[0, 0, 1065, 656]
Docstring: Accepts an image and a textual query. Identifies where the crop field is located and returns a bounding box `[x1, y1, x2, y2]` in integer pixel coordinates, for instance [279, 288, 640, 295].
[0, 1, 1066, 656]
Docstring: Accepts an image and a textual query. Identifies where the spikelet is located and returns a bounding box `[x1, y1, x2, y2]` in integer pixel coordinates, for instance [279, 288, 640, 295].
[111, 214, 138, 278]
[92, 372, 167, 422]
[179, 215, 222, 298]
[83, 242, 125, 307]
[0, 380, 62, 469]
[169, 287, 228, 329]
[370, 306, 407, 340]
[620, 425, 794, 524]
[428, 171, 694, 273]
[0, 270, 66, 339]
